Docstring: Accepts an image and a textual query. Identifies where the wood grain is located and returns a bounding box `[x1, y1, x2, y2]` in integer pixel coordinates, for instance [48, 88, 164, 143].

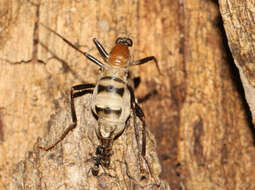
[0, 0, 255, 189]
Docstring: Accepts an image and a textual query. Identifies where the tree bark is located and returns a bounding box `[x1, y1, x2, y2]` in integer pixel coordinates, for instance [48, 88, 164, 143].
[9, 95, 169, 190]
[1, 0, 255, 189]
[219, 0, 255, 125]
[1, 0, 170, 189]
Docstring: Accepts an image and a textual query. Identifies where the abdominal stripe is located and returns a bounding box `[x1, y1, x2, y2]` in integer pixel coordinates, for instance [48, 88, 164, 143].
[95, 106, 122, 116]
[97, 84, 124, 97]
[100, 76, 125, 84]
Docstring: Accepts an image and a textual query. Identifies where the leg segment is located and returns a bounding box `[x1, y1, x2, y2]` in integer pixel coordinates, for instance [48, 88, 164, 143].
[93, 38, 109, 60]
[132, 56, 161, 75]
[129, 86, 158, 183]
[128, 85, 149, 177]
[128, 85, 150, 156]
[137, 89, 157, 104]
[128, 74, 157, 104]
[128, 85, 159, 184]
[134, 103, 146, 156]
[128, 86, 141, 153]
[38, 83, 95, 151]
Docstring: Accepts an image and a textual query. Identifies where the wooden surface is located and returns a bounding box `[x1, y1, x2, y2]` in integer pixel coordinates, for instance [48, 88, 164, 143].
[1, 0, 255, 189]
[9, 96, 169, 189]
[219, 0, 255, 124]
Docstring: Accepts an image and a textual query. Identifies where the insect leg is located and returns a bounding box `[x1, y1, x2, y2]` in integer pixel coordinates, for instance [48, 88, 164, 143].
[128, 86, 148, 177]
[40, 23, 104, 67]
[132, 56, 161, 75]
[128, 86, 140, 151]
[135, 102, 160, 183]
[128, 85, 158, 182]
[128, 84, 149, 156]
[134, 103, 146, 157]
[93, 38, 109, 60]
[38, 83, 95, 151]
[137, 89, 157, 104]
[134, 103, 160, 185]
[128, 73, 157, 104]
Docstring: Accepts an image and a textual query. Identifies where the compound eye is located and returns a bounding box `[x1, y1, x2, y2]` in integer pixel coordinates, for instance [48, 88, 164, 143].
[115, 37, 123, 44]
[126, 38, 133, 47]
[116, 37, 133, 47]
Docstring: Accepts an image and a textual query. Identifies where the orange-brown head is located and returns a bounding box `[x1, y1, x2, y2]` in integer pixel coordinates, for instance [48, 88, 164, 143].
[108, 37, 133, 68]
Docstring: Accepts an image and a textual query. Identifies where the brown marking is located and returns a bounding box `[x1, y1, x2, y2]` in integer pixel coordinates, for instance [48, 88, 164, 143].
[221, 143, 228, 165]
[193, 117, 204, 165]
[31, 2, 40, 63]
[0, 115, 3, 142]
[108, 44, 130, 67]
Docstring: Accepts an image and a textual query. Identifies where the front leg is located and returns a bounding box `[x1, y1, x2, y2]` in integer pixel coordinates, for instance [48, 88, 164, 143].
[38, 83, 95, 151]
[93, 38, 109, 61]
[132, 56, 161, 75]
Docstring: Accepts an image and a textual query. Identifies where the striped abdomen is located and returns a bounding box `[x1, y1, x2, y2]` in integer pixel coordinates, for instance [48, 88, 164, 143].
[92, 76, 131, 138]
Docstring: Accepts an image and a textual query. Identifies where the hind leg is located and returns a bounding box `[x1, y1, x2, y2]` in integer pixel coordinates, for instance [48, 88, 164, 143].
[128, 85, 154, 180]
[38, 83, 95, 151]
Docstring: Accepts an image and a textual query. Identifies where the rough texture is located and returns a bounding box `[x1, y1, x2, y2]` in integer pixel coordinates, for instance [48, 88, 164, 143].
[8, 95, 169, 190]
[219, 0, 255, 123]
[1, 0, 255, 189]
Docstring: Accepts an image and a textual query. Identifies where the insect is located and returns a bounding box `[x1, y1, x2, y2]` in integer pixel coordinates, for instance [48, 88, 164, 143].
[90, 144, 111, 176]
[38, 24, 161, 177]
